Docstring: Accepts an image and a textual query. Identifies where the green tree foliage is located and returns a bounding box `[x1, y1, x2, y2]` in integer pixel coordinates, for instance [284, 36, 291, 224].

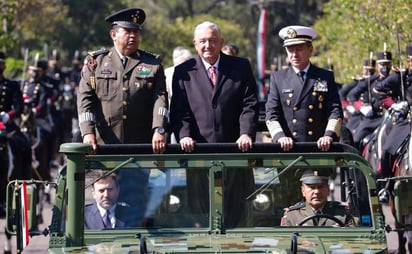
[312, 0, 412, 83]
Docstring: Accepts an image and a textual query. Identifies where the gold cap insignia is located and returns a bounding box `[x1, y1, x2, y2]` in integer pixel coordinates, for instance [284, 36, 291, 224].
[286, 28, 297, 39]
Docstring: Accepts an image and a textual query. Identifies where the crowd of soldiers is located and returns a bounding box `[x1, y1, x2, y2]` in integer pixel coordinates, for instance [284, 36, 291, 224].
[339, 44, 412, 199]
[0, 51, 82, 218]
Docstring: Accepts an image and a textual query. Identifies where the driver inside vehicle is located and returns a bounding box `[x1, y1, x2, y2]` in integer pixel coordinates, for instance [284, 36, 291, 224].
[281, 168, 356, 227]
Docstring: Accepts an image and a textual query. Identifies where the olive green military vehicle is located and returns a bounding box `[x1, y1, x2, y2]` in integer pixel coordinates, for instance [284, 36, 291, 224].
[5, 142, 398, 253]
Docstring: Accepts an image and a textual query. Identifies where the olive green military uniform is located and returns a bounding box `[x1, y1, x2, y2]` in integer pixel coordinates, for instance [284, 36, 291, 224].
[281, 201, 356, 227]
[77, 47, 168, 144]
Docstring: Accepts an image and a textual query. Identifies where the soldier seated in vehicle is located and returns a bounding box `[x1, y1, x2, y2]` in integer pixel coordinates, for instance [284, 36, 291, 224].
[281, 168, 356, 227]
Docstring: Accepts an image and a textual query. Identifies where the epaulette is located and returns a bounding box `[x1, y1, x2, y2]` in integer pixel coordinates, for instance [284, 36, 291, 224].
[288, 202, 305, 211]
[88, 48, 109, 58]
[139, 49, 160, 59]
[391, 65, 406, 73]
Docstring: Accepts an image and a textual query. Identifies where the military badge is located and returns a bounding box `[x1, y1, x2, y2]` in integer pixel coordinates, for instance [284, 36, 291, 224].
[286, 28, 297, 39]
[286, 99, 291, 106]
[313, 79, 328, 92]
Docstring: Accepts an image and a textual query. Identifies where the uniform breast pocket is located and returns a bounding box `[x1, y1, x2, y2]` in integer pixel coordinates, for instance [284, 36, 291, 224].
[130, 76, 154, 94]
[95, 72, 119, 99]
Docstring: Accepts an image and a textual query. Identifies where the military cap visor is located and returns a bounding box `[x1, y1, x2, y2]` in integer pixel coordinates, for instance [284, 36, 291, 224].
[105, 8, 146, 30]
[299, 169, 330, 185]
[279, 25, 317, 47]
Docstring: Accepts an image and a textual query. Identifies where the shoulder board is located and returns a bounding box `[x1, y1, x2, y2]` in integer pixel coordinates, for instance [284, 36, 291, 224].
[288, 202, 305, 211]
[88, 48, 109, 58]
[139, 49, 160, 59]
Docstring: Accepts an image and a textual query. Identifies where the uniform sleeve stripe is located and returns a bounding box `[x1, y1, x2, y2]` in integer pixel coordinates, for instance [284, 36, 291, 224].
[158, 107, 169, 118]
[326, 118, 342, 137]
[266, 120, 284, 138]
[78, 112, 95, 123]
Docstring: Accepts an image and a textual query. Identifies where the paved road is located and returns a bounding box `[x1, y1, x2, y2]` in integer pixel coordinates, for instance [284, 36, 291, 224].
[1, 199, 52, 253]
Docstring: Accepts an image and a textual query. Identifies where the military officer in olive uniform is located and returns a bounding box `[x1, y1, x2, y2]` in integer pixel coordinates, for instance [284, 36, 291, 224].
[77, 7, 168, 226]
[265, 25, 343, 152]
[281, 169, 356, 227]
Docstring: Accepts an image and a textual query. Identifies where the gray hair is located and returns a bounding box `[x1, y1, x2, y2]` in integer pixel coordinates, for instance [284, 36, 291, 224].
[172, 46, 192, 66]
[194, 21, 222, 39]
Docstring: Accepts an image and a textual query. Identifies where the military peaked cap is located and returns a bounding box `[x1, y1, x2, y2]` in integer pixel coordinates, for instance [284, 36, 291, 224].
[279, 25, 317, 47]
[105, 8, 146, 30]
[299, 169, 331, 185]
[376, 51, 392, 63]
[29, 60, 48, 71]
[362, 59, 376, 69]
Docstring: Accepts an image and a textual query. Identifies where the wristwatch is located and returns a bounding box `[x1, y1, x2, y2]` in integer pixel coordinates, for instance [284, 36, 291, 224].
[155, 127, 165, 134]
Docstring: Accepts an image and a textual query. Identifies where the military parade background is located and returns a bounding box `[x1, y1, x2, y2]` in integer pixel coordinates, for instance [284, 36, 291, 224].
[0, 0, 410, 84]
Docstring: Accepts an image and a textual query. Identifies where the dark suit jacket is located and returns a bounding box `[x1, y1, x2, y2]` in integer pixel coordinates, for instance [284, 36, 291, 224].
[265, 64, 343, 142]
[170, 53, 259, 142]
[170, 53, 258, 227]
[84, 202, 131, 230]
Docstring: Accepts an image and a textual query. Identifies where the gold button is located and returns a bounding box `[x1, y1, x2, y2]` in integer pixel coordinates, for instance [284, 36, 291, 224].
[312, 91, 317, 96]
[293, 106, 298, 111]
[308, 118, 313, 123]
[292, 118, 297, 123]
[124, 75, 128, 79]
[292, 132, 297, 137]
[308, 105, 314, 109]
[122, 115, 128, 120]
[308, 131, 313, 136]
[122, 101, 128, 106]
[123, 87, 128, 91]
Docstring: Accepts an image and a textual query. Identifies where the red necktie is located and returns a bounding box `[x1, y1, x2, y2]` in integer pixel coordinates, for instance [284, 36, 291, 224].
[209, 66, 217, 86]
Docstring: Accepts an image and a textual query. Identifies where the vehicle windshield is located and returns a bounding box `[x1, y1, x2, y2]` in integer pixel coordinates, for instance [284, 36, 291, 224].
[82, 144, 373, 230]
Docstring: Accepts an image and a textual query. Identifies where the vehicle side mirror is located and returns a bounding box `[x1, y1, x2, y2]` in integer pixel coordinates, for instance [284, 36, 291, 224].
[5, 180, 39, 252]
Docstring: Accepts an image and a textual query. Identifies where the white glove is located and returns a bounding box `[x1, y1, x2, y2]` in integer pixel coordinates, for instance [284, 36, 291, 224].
[346, 105, 355, 114]
[360, 105, 373, 117]
[0, 111, 10, 123]
[390, 101, 408, 111]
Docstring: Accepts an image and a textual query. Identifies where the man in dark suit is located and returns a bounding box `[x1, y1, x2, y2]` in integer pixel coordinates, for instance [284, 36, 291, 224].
[265, 25, 343, 152]
[85, 171, 133, 229]
[170, 21, 259, 227]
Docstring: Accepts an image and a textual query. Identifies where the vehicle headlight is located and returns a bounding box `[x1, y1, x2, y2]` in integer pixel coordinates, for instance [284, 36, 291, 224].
[253, 193, 271, 211]
[167, 194, 181, 212]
